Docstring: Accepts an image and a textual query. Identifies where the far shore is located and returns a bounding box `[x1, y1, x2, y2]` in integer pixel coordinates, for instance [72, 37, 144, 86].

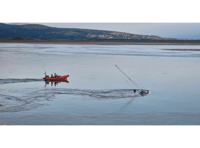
[1, 41, 200, 45]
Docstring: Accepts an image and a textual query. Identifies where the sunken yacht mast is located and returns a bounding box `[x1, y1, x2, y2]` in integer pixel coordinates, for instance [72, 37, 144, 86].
[115, 65, 149, 96]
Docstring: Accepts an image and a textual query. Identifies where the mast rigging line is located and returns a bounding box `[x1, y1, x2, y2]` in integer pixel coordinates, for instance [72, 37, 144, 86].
[115, 65, 142, 90]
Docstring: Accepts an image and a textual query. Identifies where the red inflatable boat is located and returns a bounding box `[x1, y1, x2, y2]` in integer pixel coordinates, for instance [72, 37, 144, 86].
[43, 72, 69, 80]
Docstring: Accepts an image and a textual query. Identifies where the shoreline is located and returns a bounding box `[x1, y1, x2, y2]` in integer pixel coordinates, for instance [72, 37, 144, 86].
[1, 41, 200, 45]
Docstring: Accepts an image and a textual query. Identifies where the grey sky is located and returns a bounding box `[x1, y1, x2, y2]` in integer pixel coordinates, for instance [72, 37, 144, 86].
[42, 23, 200, 39]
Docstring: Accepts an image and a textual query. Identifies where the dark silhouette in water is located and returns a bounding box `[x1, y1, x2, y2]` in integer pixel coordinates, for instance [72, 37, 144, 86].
[115, 65, 149, 96]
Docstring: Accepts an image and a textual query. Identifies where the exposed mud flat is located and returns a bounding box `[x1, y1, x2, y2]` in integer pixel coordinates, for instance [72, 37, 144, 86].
[162, 49, 200, 51]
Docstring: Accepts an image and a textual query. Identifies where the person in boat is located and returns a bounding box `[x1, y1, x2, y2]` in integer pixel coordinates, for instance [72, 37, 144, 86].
[51, 74, 53, 78]
[54, 73, 57, 77]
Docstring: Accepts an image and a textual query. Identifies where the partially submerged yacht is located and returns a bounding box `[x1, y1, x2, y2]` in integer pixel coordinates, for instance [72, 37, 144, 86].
[115, 65, 149, 96]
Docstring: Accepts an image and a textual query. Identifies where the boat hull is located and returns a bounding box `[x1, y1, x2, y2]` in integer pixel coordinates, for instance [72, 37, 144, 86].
[43, 75, 69, 80]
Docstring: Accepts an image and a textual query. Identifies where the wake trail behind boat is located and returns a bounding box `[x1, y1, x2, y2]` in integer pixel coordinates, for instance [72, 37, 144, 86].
[0, 88, 147, 113]
[0, 78, 43, 85]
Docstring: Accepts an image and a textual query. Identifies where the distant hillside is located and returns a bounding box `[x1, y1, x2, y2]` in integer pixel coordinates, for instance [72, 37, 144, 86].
[0, 23, 175, 40]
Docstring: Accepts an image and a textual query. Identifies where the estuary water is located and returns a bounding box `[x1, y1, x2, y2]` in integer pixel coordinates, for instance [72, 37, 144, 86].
[0, 43, 200, 125]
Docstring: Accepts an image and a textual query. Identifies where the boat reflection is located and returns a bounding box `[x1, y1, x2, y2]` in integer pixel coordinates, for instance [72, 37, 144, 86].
[44, 79, 69, 86]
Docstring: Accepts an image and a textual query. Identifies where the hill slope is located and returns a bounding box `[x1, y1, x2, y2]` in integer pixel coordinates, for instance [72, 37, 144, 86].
[0, 23, 173, 40]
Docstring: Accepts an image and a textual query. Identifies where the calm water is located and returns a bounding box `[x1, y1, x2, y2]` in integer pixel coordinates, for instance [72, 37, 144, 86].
[0, 43, 200, 125]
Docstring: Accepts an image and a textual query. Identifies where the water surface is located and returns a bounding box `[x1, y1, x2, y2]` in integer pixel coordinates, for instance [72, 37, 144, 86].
[0, 43, 200, 125]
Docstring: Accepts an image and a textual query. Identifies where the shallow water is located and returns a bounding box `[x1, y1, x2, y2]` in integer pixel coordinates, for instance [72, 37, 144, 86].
[0, 43, 200, 125]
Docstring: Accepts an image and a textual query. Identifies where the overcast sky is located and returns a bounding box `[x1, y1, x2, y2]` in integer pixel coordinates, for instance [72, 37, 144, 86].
[41, 23, 200, 39]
